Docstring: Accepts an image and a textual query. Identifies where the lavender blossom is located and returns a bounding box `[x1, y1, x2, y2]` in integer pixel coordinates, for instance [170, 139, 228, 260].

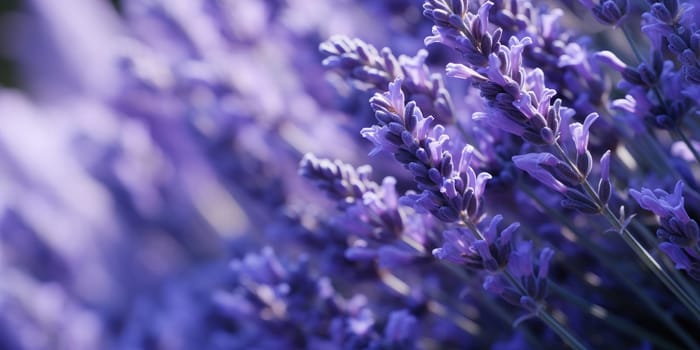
[484, 243, 555, 324]
[423, 0, 502, 66]
[630, 181, 700, 279]
[299, 154, 404, 241]
[446, 36, 567, 145]
[320, 36, 455, 124]
[433, 215, 519, 272]
[488, 0, 610, 114]
[362, 78, 491, 222]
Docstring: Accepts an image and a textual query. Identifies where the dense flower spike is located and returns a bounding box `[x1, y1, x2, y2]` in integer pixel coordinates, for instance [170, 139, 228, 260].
[446, 36, 568, 145]
[299, 153, 379, 208]
[362, 78, 491, 222]
[597, 0, 700, 131]
[433, 215, 518, 272]
[300, 154, 404, 240]
[484, 243, 554, 324]
[320, 36, 455, 124]
[320, 36, 402, 91]
[423, 0, 502, 66]
[488, 0, 609, 114]
[630, 181, 700, 279]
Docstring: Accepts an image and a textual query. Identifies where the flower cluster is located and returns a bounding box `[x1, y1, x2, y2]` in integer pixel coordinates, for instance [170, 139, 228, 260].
[631, 181, 700, 280]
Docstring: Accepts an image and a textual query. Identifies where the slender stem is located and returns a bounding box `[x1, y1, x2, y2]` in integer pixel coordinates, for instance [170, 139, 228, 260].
[621, 25, 645, 64]
[674, 125, 700, 165]
[552, 143, 700, 320]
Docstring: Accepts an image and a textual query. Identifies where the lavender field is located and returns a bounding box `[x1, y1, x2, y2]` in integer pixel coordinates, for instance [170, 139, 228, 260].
[0, 0, 699, 348]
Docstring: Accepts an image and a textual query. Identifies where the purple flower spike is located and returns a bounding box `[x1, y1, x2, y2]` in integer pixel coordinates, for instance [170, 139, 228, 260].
[629, 181, 689, 223]
[432, 228, 473, 265]
[631, 181, 700, 279]
[433, 215, 518, 272]
[590, 0, 629, 26]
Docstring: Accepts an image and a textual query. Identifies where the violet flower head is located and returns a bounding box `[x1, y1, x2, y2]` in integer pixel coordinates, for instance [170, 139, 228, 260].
[630, 180, 691, 222]
[299, 153, 378, 208]
[488, 0, 608, 114]
[320, 37, 455, 124]
[447, 36, 566, 146]
[630, 181, 700, 280]
[320, 35, 402, 91]
[483, 243, 555, 325]
[299, 154, 405, 240]
[433, 215, 519, 272]
[512, 152, 571, 193]
[423, 0, 502, 66]
[513, 152, 602, 213]
[363, 78, 491, 223]
[569, 112, 599, 177]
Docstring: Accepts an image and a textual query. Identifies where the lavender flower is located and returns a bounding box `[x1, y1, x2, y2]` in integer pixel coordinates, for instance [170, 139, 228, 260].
[433, 215, 519, 272]
[299, 153, 404, 240]
[362, 78, 491, 222]
[484, 243, 555, 324]
[446, 36, 567, 145]
[320, 36, 455, 124]
[630, 181, 700, 279]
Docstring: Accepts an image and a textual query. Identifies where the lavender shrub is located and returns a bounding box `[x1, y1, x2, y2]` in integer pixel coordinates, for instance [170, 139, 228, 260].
[0, 0, 699, 349]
